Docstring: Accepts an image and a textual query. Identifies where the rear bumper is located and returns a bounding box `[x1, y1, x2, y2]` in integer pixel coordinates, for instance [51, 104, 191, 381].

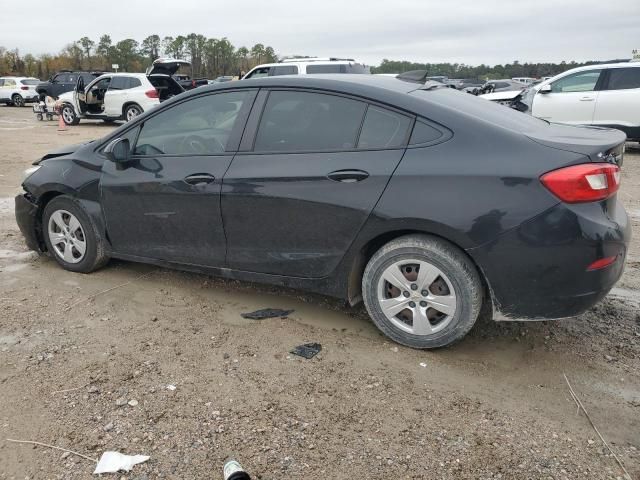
[469, 199, 630, 320]
[15, 194, 42, 252]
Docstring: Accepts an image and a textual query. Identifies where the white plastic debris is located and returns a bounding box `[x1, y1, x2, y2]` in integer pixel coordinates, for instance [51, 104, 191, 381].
[166, 384, 176, 391]
[419, 362, 427, 368]
[93, 451, 150, 474]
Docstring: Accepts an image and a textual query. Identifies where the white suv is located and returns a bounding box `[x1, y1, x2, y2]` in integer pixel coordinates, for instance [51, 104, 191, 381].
[0, 76, 40, 107]
[57, 59, 186, 125]
[485, 62, 640, 141]
[243, 58, 370, 79]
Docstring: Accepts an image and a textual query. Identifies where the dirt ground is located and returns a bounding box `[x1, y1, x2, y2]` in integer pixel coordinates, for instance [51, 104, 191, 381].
[0, 105, 638, 480]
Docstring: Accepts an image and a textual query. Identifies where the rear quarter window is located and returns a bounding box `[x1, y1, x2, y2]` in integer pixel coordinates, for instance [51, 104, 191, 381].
[409, 121, 443, 145]
[358, 106, 411, 149]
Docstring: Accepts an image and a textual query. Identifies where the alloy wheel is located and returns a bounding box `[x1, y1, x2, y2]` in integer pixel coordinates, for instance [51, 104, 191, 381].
[126, 106, 141, 121]
[62, 106, 75, 124]
[47, 209, 87, 264]
[13, 95, 24, 107]
[377, 259, 457, 336]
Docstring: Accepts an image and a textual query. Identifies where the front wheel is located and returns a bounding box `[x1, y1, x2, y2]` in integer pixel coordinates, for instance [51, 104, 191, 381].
[42, 196, 109, 273]
[61, 104, 80, 125]
[12, 94, 25, 107]
[124, 104, 142, 122]
[362, 235, 483, 349]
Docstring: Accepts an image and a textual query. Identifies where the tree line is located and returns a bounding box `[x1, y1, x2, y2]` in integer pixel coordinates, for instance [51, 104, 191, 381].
[0, 34, 278, 80]
[1, 38, 629, 81]
[371, 58, 629, 80]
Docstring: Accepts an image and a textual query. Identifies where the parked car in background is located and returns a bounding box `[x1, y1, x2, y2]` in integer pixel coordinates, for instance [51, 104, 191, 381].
[486, 62, 640, 140]
[16, 75, 629, 349]
[57, 62, 184, 125]
[243, 57, 370, 78]
[173, 74, 209, 90]
[512, 77, 536, 84]
[36, 71, 103, 100]
[478, 79, 528, 94]
[209, 76, 234, 84]
[0, 76, 40, 106]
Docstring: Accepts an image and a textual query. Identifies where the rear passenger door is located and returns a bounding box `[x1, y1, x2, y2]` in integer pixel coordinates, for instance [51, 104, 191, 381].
[104, 76, 138, 116]
[592, 67, 640, 130]
[221, 89, 413, 278]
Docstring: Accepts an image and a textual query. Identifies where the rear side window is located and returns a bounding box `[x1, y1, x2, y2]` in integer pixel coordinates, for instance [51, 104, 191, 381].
[110, 77, 142, 90]
[109, 77, 127, 90]
[134, 91, 250, 155]
[0, 80, 4, 87]
[358, 106, 411, 149]
[606, 68, 640, 90]
[409, 121, 443, 145]
[4, 79, 16, 87]
[306, 64, 344, 74]
[271, 65, 298, 76]
[254, 91, 366, 152]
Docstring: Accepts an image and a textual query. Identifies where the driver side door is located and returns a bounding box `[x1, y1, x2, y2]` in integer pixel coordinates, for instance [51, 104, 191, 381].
[99, 89, 257, 266]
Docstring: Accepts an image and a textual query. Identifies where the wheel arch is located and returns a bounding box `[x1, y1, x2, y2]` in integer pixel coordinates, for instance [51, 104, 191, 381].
[33, 190, 109, 253]
[346, 228, 493, 318]
[122, 101, 143, 118]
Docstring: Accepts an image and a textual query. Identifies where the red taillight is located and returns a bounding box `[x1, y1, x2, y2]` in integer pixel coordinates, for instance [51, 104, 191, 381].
[20, 85, 29, 90]
[587, 256, 617, 271]
[540, 163, 620, 203]
[145, 89, 159, 99]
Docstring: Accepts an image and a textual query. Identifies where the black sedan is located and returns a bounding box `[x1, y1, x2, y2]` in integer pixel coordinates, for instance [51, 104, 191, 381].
[15, 75, 630, 348]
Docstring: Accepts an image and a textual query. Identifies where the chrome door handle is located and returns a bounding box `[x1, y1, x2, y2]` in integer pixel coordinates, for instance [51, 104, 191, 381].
[579, 97, 595, 102]
[184, 173, 216, 185]
[327, 169, 369, 183]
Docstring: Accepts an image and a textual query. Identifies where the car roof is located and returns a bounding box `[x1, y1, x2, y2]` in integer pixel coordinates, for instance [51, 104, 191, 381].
[249, 60, 363, 69]
[559, 61, 637, 74]
[93, 73, 148, 80]
[0, 76, 38, 80]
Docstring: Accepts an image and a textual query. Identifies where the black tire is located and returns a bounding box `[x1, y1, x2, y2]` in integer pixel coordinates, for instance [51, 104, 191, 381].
[42, 195, 109, 273]
[12, 94, 25, 107]
[123, 104, 142, 122]
[61, 103, 80, 125]
[362, 234, 483, 349]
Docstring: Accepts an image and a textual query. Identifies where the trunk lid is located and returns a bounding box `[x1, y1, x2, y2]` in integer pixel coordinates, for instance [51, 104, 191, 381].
[526, 124, 626, 164]
[146, 58, 191, 76]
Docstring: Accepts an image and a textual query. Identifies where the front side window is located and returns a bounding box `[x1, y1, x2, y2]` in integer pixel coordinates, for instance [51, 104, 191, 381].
[134, 91, 250, 155]
[271, 65, 298, 76]
[358, 106, 411, 149]
[606, 68, 640, 90]
[245, 67, 270, 79]
[254, 90, 366, 152]
[551, 70, 601, 93]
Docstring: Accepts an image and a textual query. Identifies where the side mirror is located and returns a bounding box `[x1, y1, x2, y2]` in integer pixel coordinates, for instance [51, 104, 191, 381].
[539, 84, 552, 94]
[104, 137, 131, 164]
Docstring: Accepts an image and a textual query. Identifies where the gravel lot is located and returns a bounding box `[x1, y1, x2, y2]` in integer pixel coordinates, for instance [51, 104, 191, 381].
[0, 105, 638, 480]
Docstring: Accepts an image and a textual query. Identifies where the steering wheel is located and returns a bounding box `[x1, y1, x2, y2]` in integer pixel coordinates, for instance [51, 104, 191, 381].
[179, 135, 225, 154]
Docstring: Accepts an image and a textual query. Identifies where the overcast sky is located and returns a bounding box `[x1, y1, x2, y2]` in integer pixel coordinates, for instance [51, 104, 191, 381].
[1, 0, 637, 66]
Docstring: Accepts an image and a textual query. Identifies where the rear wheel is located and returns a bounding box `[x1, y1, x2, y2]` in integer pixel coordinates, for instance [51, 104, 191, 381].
[12, 94, 25, 107]
[61, 104, 80, 125]
[362, 235, 483, 349]
[124, 104, 142, 122]
[42, 196, 109, 273]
